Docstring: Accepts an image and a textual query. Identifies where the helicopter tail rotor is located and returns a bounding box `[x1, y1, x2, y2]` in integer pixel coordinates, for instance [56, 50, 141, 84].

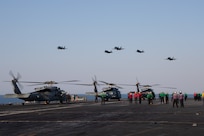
[9, 71, 21, 81]
[8, 71, 23, 93]
[92, 75, 100, 89]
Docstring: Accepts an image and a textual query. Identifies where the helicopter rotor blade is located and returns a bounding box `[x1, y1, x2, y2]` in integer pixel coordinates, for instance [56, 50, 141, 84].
[141, 85, 152, 88]
[118, 83, 136, 86]
[99, 81, 122, 88]
[17, 72, 21, 80]
[74, 76, 101, 95]
[20, 81, 43, 83]
[20, 81, 54, 86]
[27, 83, 46, 86]
[21, 80, 79, 86]
[60, 80, 79, 83]
[93, 75, 100, 86]
[20, 80, 60, 86]
[73, 83, 93, 86]
[159, 87, 177, 89]
[74, 76, 100, 86]
[92, 77, 95, 82]
[94, 75, 97, 82]
[150, 84, 160, 86]
[9, 71, 23, 89]
[9, 70, 15, 79]
[99, 81, 111, 85]
[44, 81, 58, 85]
[115, 85, 123, 89]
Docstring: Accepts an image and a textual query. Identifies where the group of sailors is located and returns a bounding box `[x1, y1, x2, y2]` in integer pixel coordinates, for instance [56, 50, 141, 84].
[158, 92, 169, 104]
[127, 91, 188, 108]
[128, 91, 154, 104]
[128, 91, 142, 104]
[172, 91, 186, 108]
[194, 92, 203, 101]
[194, 92, 204, 104]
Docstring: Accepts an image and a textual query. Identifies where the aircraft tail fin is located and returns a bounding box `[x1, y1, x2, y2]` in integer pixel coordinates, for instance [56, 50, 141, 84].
[12, 79, 22, 94]
[9, 71, 22, 94]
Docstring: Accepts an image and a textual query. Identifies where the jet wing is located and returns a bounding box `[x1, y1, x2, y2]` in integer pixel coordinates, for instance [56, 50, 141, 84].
[4, 94, 30, 98]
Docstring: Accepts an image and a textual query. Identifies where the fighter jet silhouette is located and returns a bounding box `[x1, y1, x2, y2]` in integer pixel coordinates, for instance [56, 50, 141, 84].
[104, 50, 112, 53]
[114, 46, 124, 50]
[136, 50, 144, 53]
[57, 46, 66, 50]
[166, 57, 176, 61]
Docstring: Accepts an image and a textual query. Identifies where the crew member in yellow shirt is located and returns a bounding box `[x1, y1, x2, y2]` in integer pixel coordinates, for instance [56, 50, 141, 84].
[202, 91, 204, 105]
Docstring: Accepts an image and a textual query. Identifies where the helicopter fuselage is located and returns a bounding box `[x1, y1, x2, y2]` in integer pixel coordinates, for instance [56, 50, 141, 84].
[20, 87, 67, 102]
[98, 87, 121, 101]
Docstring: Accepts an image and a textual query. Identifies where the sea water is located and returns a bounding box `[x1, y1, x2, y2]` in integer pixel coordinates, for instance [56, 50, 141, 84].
[0, 95, 24, 104]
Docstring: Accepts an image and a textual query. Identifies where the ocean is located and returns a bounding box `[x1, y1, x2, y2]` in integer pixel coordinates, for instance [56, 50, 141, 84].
[0, 95, 24, 104]
[0, 94, 194, 105]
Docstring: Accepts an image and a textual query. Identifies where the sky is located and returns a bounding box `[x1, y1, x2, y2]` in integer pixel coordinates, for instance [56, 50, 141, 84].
[0, 0, 204, 95]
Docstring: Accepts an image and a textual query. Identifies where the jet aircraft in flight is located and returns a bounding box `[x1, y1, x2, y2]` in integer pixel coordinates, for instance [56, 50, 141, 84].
[114, 46, 124, 50]
[57, 46, 66, 50]
[136, 50, 144, 53]
[104, 50, 113, 53]
[166, 57, 176, 61]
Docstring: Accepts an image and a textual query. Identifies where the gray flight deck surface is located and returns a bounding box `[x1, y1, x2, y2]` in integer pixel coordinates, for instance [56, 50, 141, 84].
[0, 99, 204, 136]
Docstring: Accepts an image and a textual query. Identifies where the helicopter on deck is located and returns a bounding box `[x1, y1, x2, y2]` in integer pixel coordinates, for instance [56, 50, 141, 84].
[99, 81, 122, 101]
[4, 71, 78, 104]
[101, 87, 121, 101]
[76, 77, 122, 101]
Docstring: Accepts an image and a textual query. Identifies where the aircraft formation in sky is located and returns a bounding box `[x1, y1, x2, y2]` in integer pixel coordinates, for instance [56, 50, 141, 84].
[104, 46, 175, 61]
[57, 46, 176, 61]
[105, 46, 145, 54]
[104, 46, 124, 54]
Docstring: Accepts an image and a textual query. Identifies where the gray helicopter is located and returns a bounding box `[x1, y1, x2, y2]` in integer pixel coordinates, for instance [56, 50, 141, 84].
[4, 71, 78, 104]
[99, 81, 122, 101]
[75, 77, 122, 101]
